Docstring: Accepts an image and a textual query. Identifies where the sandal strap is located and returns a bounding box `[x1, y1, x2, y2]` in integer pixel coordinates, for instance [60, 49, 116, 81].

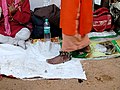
[59, 51, 72, 59]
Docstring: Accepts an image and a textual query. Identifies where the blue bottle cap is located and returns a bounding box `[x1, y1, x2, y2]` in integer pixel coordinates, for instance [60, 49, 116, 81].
[45, 18, 48, 22]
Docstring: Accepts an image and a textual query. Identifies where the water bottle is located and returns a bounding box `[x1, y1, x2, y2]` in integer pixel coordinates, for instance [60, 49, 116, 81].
[44, 18, 51, 42]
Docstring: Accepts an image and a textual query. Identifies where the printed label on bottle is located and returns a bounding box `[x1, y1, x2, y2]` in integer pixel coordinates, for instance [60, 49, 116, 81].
[44, 27, 50, 34]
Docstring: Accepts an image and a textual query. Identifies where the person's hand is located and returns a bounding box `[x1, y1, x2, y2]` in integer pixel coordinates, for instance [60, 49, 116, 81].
[8, 4, 17, 15]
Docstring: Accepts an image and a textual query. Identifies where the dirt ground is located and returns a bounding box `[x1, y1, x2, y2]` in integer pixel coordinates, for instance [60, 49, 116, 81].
[0, 57, 120, 90]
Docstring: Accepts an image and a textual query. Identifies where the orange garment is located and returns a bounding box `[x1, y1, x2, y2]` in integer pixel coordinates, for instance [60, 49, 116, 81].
[60, 0, 93, 36]
[60, 0, 93, 52]
[62, 34, 90, 52]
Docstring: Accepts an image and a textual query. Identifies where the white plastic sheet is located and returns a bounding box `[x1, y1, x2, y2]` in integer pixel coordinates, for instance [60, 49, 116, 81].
[0, 41, 86, 80]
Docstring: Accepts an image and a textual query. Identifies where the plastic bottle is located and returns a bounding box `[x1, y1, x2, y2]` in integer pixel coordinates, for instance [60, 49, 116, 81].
[44, 18, 51, 42]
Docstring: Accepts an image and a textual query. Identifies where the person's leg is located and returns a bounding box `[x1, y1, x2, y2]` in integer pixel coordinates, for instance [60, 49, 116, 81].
[61, 34, 90, 52]
[60, 0, 79, 36]
[79, 0, 93, 36]
[46, 0, 80, 64]
[0, 34, 16, 44]
[14, 28, 31, 49]
[15, 28, 30, 40]
[0, 28, 30, 49]
[46, 34, 90, 64]
[47, 0, 92, 65]
[0, 34, 8, 43]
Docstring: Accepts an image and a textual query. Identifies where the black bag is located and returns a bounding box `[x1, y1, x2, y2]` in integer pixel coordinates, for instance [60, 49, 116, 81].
[110, 1, 120, 30]
[94, 0, 110, 10]
[30, 5, 62, 39]
[34, 4, 60, 29]
[30, 13, 44, 39]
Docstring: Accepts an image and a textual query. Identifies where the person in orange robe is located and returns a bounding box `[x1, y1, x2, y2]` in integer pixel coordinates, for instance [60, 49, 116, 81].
[47, 0, 93, 64]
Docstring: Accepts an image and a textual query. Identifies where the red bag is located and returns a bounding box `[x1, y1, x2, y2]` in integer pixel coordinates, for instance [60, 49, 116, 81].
[93, 7, 113, 32]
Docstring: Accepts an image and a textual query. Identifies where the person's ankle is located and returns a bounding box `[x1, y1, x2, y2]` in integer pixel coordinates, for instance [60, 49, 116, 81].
[46, 51, 72, 64]
[59, 51, 72, 59]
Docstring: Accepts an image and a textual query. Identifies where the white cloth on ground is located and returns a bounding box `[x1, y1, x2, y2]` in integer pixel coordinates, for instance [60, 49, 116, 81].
[0, 41, 86, 80]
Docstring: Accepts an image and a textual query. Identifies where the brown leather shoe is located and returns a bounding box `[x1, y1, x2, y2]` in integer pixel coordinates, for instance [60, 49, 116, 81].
[46, 51, 72, 64]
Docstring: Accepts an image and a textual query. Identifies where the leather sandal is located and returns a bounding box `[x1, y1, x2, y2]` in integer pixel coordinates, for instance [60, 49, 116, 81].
[46, 51, 72, 65]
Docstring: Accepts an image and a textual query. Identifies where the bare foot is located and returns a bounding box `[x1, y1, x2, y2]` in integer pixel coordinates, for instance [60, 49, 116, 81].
[46, 52, 72, 64]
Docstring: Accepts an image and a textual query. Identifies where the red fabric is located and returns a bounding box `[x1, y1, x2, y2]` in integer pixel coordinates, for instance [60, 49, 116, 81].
[0, 0, 31, 37]
[93, 7, 113, 32]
